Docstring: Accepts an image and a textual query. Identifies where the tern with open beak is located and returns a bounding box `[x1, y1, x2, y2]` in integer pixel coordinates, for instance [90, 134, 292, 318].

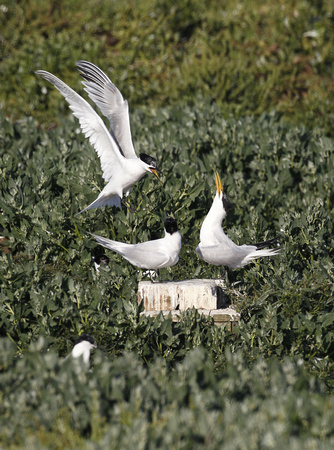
[196, 172, 280, 269]
[36, 61, 161, 214]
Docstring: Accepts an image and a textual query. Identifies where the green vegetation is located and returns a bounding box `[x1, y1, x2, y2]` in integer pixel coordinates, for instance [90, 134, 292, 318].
[1, 0, 334, 447]
[1, 0, 334, 134]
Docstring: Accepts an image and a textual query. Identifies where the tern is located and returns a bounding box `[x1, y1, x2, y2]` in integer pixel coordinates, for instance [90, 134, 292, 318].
[92, 254, 110, 272]
[89, 216, 181, 270]
[35, 61, 161, 213]
[68, 334, 97, 365]
[196, 172, 280, 269]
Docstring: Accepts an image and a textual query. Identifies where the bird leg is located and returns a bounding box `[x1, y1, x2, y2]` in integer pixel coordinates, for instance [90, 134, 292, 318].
[141, 269, 159, 283]
[219, 267, 230, 286]
[122, 198, 137, 213]
[152, 269, 160, 283]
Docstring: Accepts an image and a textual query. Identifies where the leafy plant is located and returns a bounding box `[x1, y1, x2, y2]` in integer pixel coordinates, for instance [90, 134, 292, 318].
[1, 0, 334, 135]
[1, 1, 334, 443]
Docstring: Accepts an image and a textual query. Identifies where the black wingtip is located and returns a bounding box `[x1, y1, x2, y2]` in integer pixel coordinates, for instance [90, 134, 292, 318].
[254, 236, 280, 249]
[75, 60, 108, 86]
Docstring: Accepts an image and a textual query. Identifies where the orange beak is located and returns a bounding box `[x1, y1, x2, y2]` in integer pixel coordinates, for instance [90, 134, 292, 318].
[150, 167, 163, 184]
[214, 171, 223, 196]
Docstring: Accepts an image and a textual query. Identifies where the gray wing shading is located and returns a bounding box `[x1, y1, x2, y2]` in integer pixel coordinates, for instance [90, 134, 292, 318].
[76, 60, 137, 159]
[35, 70, 124, 183]
[90, 233, 171, 269]
[121, 247, 172, 270]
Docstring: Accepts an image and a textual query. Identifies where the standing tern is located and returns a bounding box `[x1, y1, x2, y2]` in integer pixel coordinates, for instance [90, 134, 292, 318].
[89, 216, 182, 270]
[35, 62, 161, 213]
[196, 172, 280, 269]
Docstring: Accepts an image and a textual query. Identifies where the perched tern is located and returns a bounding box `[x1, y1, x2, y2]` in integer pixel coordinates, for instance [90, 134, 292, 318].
[35, 62, 161, 213]
[90, 216, 181, 270]
[69, 334, 97, 365]
[196, 172, 280, 269]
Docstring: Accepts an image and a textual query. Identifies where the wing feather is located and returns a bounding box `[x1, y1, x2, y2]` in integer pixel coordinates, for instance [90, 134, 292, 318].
[75, 60, 137, 159]
[35, 70, 124, 182]
[90, 233, 171, 269]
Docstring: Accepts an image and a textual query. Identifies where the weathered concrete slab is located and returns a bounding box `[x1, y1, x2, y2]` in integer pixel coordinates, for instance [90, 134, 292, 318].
[138, 279, 226, 311]
[140, 308, 240, 330]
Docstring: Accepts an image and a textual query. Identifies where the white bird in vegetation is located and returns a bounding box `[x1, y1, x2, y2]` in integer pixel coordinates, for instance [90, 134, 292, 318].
[35, 61, 161, 214]
[69, 334, 97, 365]
[196, 172, 280, 269]
[90, 216, 182, 270]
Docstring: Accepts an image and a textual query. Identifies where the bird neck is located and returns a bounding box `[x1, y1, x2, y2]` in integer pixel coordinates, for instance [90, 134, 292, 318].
[164, 229, 182, 248]
[200, 195, 226, 242]
[207, 194, 226, 222]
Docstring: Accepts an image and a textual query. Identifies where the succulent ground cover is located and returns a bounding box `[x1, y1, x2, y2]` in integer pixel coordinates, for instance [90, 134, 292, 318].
[1, 0, 334, 447]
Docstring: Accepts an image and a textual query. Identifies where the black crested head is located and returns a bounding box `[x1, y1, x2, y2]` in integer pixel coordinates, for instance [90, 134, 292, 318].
[164, 216, 178, 235]
[222, 191, 235, 214]
[92, 254, 110, 266]
[139, 153, 158, 169]
[74, 334, 97, 347]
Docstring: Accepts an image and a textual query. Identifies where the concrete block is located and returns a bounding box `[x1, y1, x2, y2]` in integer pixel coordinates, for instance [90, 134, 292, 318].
[138, 279, 226, 311]
[140, 308, 240, 329]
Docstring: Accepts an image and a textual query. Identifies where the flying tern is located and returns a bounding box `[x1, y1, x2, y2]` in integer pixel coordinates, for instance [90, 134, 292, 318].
[196, 172, 280, 269]
[90, 216, 182, 270]
[35, 61, 161, 213]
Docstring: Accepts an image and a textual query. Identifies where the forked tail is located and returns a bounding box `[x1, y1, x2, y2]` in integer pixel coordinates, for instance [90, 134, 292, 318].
[245, 247, 281, 265]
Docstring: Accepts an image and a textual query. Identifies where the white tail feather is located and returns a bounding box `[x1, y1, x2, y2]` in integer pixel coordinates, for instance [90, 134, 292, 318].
[76, 194, 121, 214]
[243, 248, 280, 265]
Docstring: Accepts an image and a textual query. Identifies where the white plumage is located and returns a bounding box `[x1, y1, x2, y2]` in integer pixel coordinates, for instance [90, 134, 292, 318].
[90, 216, 181, 270]
[196, 172, 280, 269]
[69, 334, 97, 365]
[36, 61, 160, 213]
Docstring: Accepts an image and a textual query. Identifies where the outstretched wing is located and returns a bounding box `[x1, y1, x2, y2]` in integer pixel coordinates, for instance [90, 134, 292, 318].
[76, 60, 137, 159]
[35, 70, 124, 182]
